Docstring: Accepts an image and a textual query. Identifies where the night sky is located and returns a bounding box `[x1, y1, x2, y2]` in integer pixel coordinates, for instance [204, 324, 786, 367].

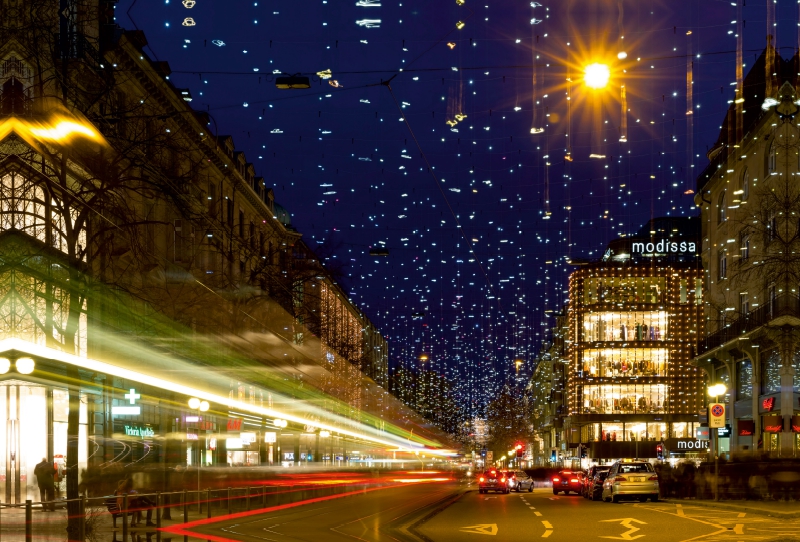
[117, 0, 796, 419]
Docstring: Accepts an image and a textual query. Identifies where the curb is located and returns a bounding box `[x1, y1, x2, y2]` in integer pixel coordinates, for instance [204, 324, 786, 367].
[662, 499, 800, 519]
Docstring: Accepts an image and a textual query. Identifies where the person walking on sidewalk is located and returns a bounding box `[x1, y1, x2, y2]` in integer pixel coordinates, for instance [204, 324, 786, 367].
[116, 478, 156, 527]
[34, 458, 56, 511]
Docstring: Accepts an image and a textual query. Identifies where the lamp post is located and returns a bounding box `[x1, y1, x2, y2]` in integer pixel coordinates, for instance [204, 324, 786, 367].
[187, 398, 210, 500]
[707, 384, 727, 502]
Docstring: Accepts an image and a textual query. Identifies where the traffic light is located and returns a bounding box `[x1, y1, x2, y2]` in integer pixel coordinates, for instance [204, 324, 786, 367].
[580, 445, 587, 459]
[656, 443, 664, 460]
[515, 443, 523, 458]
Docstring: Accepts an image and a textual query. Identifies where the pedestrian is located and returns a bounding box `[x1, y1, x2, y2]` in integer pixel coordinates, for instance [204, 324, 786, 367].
[33, 458, 56, 511]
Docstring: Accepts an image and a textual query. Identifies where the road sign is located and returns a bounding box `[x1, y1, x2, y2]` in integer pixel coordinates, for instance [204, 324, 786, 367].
[717, 424, 732, 438]
[486, 451, 493, 462]
[460, 524, 498, 536]
[709, 403, 725, 428]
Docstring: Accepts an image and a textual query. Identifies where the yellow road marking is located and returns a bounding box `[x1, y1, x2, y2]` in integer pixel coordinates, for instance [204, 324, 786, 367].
[534, 511, 542, 516]
[733, 524, 744, 534]
[737, 513, 746, 518]
[542, 521, 553, 529]
[542, 530, 553, 538]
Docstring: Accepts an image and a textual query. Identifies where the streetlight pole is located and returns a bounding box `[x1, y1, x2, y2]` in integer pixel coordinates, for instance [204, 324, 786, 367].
[707, 383, 727, 502]
[187, 398, 210, 500]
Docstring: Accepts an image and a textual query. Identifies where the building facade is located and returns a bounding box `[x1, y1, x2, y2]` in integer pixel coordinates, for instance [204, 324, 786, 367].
[694, 46, 800, 456]
[0, 1, 446, 509]
[565, 218, 706, 461]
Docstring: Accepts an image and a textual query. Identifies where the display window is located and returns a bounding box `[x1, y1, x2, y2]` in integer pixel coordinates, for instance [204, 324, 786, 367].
[582, 311, 669, 342]
[583, 277, 667, 305]
[581, 383, 667, 414]
[580, 348, 668, 378]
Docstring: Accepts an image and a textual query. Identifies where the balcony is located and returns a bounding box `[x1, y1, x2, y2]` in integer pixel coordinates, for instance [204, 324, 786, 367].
[698, 294, 800, 355]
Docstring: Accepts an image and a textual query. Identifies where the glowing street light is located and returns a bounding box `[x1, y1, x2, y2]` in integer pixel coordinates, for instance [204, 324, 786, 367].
[584, 63, 610, 89]
[707, 384, 727, 398]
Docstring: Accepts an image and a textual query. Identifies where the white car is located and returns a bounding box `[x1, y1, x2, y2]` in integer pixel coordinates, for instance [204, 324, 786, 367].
[506, 470, 534, 492]
[602, 461, 659, 503]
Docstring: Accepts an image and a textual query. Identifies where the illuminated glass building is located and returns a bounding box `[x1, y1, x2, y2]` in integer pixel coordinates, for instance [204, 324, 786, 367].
[565, 217, 706, 461]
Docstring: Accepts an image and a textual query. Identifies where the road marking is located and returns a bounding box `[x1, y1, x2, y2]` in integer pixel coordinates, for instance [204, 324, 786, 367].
[460, 524, 498, 536]
[534, 511, 542, 516]
[737, 513, 746, 518]
[529, 506, 536, 509]
[542, 521, 553, 529]
[733, 524, 744, 535]
[600, 518, 646, 540]
[676, 504, 685, 517]
[542, 530, 553, 538]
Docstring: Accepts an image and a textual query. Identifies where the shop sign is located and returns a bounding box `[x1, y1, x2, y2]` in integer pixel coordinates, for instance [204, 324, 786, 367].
[124, 425, 155, 439]
[227, 418, 243, 431]
[186, 433, 198, 440]
[209, 438, 217, 450]
[226, 438, 243, 449]
[186, 416, 200, 423]
[631, 240, 696, 255]
[792, 416, 800, 433]
[675, 439, 709, 451]
[763, 415, 783, 433]
[695, 427, 710, 440]
[264, 432, 277, 443]
[738, 420, 755, 436]
[717, 424, 732, 438]
[198, 421, 213, 430]
[283, 452, 295, 461]
[762, 397, 776, 412]
[240, 432, 257, 445]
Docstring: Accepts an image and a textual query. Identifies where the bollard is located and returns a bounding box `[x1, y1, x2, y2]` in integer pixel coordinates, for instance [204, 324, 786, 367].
[246, 487, 251, 511]
[206, 489, 211, 519]
[162, 491, 172, 520]
[156, 492, 162, 542]
[183, 490, 188, 524]
[227, 487, 231, 516]
[122, 493, 129, 541]
[78, 496, 86, 541]
[25, 500, 32, 542]
[198, 487, 203, 515]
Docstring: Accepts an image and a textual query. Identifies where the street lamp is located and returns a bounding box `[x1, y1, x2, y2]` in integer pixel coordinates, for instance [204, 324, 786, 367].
[707, 384, 727, 502]
[584, 63, 610, 89]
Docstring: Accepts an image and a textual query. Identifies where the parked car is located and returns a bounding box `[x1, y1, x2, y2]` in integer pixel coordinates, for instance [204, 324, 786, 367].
[506, 470, 534, 492]
[478, 469, 510, 494]
[552, 470, 582, 495]
[589, 471, 610, 500]
[602, 461, 659, 503]
[583, 465, 611, 498]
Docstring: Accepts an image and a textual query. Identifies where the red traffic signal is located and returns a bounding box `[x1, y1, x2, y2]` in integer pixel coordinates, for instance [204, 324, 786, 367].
[515, 443, 523, 457]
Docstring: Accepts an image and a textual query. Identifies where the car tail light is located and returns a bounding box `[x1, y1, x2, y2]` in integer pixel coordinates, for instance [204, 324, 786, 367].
[614, 476, 626, 482]
[479, 477, 485, 482]
[648, 475, 659, 481]
[570, 478, 579, 483]
[552, 477, 560, 482]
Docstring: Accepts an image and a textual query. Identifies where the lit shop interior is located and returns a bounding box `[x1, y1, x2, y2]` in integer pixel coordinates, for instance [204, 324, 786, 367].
[567, 265, 705, 456]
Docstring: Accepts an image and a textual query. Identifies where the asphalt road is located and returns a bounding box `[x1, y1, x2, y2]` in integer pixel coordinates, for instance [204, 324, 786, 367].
[417, 487, 800, 542]
[166, 482, 800, 542]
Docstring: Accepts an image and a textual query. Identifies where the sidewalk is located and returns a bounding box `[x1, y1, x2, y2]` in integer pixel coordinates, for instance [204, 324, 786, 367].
[662, 498, 800, 519]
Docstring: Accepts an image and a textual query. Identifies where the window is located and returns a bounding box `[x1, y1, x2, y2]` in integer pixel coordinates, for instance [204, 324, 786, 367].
[226, 199, 234, 227]
[718, 250, 727, 280]
[238, 209, 244, 238]
[717, 191, 727, 224]
[737, 359, 753, 399]
[740, 233, 750, 262]
[768, 282, 776, 317]
[208, 183, 217, 216]
[739, 292, 749, 316]
[762, 350, 780, 394]
[767, 141, 776, 175]
[741, 168, 749, 201]
[768, 210, 777, 242]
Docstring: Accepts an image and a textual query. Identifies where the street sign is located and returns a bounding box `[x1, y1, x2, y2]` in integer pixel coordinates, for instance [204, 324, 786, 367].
[486, 451, 493, 462]
[696, 426, 710, 440]
[709, 403, 725, 428]
[717, 424, 732, 438]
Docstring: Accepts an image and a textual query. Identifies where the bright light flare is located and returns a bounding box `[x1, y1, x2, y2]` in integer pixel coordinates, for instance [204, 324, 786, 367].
[617, 51, 628, 60]
[584, 63, 610, 89]
[0, 115, 105, 146]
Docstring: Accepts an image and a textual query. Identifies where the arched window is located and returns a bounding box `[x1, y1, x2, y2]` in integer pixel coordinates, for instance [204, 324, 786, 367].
[741, 168, 749, 202]
[718, 250, 727, 280]
[767, 141, 776, 175]
[717, 190, 727, 224]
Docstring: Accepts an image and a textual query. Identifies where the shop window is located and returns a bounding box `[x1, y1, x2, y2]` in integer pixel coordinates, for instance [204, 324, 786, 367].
[582, 311, 669, 342]
[581, 383, 668, 415]
[580, 348, 669, 378]
[762, 350, 781, 394]
[582, 277, 666, 305]
[737, 359, 753, 400]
